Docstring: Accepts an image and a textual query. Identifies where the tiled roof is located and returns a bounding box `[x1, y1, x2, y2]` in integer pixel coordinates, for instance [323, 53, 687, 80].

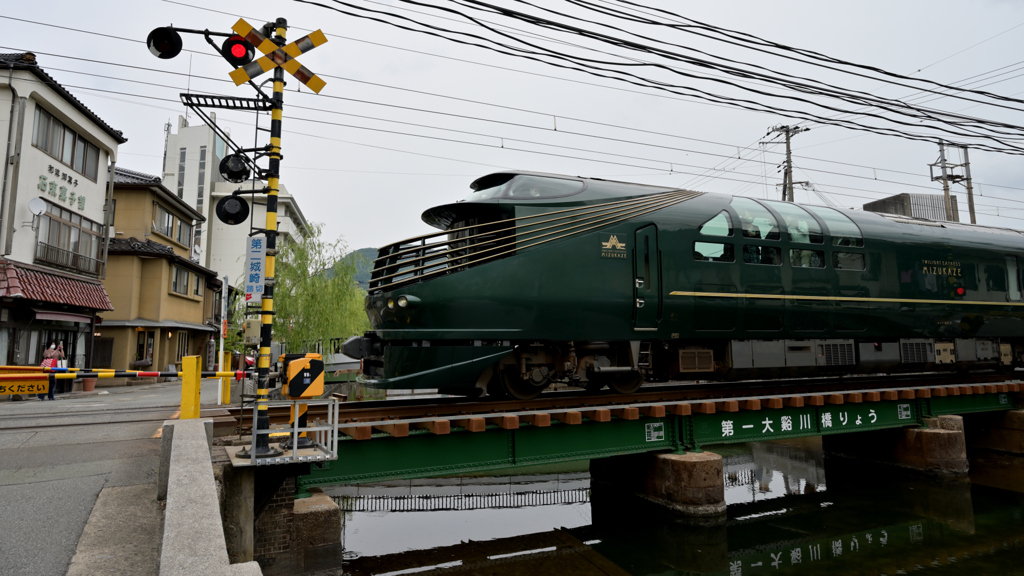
[107, 237, 221, 285]
[112, 167, 162, 186]
[0, 52, 127, 144]
[0, 260, 113, 311]
[107, 237, 174, 256]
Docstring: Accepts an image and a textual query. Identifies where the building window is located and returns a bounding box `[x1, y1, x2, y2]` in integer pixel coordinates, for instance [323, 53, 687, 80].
[197, 146, 206, 204]
[175, 331, 190, 362]
[35, 200, 103, 275]
[172, 266, 189, 295]
[32, 106, 100, 181]
[153, 204, 174, 237]
[194, 275, 204, 296]
[176, 148, 186, 198]
[177, 219, 192, 248]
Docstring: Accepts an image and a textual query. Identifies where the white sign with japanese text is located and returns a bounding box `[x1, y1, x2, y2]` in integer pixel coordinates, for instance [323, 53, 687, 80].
[244, 235, 267, 304]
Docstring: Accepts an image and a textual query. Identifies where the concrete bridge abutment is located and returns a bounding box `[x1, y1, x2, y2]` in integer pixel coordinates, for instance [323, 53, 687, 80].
[822, 415, 969, 477]
[590, 451, 727, 518]
[966, 409, 1024, 454]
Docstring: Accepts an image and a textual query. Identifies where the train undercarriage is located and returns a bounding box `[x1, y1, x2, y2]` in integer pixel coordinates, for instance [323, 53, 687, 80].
[349, 335, 1021, 400]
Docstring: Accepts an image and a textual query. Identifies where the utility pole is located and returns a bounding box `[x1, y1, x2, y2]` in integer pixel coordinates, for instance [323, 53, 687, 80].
[764, 125, 810, 202]
[928, 142, 971, 223]
[962, 146, 977, 224]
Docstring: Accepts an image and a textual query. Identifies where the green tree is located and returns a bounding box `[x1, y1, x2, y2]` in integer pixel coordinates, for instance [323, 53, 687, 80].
[273, 223, 369, 354]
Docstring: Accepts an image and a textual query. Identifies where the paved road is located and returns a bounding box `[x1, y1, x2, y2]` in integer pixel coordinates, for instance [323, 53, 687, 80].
[0, 379, 224, 576]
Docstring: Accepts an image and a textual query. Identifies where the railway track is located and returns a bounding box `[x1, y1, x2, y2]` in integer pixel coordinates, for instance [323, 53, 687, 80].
[230, 371, 1020, 430]
[0, 405, 227, 432]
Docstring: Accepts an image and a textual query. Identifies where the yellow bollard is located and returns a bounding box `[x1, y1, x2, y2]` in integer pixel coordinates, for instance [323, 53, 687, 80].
[220, 351, 232, 406]
[181, 356, 201, 419]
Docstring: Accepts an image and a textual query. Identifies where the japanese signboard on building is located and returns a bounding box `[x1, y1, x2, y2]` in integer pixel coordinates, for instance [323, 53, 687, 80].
[244, 235, 267, 304]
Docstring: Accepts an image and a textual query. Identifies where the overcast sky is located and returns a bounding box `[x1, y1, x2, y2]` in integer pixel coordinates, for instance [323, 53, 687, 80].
[5, 0, 1024, 252]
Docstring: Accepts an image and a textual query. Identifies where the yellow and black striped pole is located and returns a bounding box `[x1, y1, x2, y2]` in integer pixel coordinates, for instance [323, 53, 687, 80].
[241, 17, 290, 458]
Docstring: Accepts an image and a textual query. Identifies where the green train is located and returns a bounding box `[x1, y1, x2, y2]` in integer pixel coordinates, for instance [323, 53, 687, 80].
[343, 171, 1024, 399]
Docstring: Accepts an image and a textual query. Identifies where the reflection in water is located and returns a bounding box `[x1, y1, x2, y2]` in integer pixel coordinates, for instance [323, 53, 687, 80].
[277, 440, 1024, 576]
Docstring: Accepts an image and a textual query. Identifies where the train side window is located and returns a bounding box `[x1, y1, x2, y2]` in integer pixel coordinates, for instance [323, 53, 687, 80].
[694, 242, 735, 263]
[1007, 256, 1022, 301]
[763, 201, 823, 244]
[806, 206, 864, 247]
[790, 249, 825, 268]
[743, 245, 782, 266]
[698, 211, 733, 237]
[731, 198, 780, 240]
[833, 252, 865, 270]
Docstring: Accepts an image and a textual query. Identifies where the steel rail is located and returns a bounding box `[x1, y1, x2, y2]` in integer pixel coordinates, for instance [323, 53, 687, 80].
[231, 371, 1017, 428]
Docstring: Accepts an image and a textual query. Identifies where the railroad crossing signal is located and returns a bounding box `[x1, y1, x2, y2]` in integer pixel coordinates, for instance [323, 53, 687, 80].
[228, 18, 327, 93]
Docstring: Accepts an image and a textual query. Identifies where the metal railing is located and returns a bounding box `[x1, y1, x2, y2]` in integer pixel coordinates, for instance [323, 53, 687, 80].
[35, 242, 102, 276]
[368, 191, 701, 292]
[239, 397, 340, 466]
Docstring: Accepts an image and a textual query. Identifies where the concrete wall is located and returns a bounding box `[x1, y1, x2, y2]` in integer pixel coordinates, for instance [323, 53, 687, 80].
[159, 419, 261, 575]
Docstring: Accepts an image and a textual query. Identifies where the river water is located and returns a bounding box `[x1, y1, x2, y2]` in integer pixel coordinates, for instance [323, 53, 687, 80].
[274, 437, 1024, 576]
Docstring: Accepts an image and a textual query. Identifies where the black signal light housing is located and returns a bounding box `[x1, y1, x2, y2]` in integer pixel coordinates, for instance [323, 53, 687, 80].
[147, 27, 183, 59]
[221, 35, 255, 67]
[219, 154, 251, 183]
[216, 195, 250, 225]
[954, 286, 967, 297]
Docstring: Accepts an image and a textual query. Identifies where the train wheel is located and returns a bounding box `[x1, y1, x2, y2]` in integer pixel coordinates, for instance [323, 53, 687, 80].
[496, 367, 548, 401]
[607, 371, 643, 395]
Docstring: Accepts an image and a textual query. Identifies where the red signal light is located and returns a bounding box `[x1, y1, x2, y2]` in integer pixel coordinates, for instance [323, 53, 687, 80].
[221, 35, 255, 67]
[956, 287, 966, 296]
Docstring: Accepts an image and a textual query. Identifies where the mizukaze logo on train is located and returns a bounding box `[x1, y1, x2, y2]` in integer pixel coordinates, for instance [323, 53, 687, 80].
[342, 171, 1023, 400]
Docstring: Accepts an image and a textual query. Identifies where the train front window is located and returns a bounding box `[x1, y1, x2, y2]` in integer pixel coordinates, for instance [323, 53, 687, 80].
[694, 242, 734, 262]
[763, 201, 823, 244]
[699, 210, 733, 237]
[503, 175, 585, 200]
[807, 206, 864, 247]
[731, 198, 780, 240]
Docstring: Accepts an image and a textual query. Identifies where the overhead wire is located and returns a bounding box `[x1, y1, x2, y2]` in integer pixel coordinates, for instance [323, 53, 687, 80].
[284, 0, 1024, 153]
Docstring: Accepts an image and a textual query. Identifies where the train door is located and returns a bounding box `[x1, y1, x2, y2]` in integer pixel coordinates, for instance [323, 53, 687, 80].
[634, 225, 660, 329]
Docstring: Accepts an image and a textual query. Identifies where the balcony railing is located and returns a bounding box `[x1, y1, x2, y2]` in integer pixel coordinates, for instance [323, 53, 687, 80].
[35, 242, 102, 276]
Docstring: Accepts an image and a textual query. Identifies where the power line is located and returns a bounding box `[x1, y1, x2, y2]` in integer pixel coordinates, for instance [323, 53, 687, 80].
[19, 50, 1024, 208]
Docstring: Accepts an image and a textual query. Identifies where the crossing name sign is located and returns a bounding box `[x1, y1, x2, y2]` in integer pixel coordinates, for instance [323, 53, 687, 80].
[244, 235, 267, 304]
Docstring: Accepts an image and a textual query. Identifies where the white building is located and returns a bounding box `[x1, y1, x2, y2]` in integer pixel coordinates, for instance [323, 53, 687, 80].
[0, 52, 125, 368]
[161, 116, 308, 288]
[208, 180, 309, 288]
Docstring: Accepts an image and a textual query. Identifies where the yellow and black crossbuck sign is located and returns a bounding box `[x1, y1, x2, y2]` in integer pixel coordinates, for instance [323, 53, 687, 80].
[228, 18, 327, 93]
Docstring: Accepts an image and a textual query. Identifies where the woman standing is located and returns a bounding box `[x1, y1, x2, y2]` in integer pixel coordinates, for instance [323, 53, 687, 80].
[37, 341, 64, 401]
